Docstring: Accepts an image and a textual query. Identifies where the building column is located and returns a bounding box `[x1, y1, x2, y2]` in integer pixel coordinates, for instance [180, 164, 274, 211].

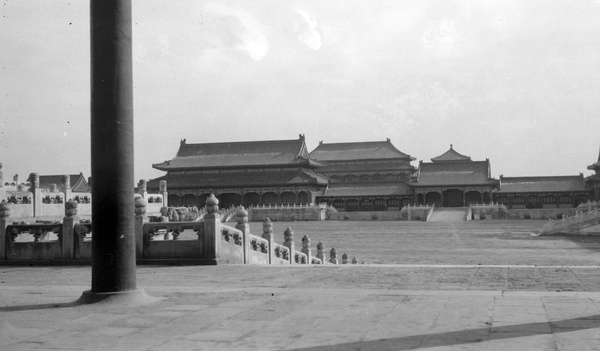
[85, 0, 139, 300]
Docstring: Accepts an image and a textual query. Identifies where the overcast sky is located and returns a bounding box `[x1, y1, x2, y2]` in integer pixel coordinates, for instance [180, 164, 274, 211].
[1, 0, 600, 184]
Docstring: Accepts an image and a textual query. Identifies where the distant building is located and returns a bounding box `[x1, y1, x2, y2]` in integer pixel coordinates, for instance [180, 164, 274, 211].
[148, 138, 593, 210]
[24, 173, 91, 193]
[408, 145, 499, 207]
[586, 147, 600, 201]
[148, 135, 328, 208]
[495, 175, 589, 209]
[309, 139, 416, 211]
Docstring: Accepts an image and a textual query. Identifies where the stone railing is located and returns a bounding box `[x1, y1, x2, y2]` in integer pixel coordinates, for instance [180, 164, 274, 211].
[249, 203, 327, 222]
[0, 195, 360, 266]
[577, 200, 600, 212]
[539, 207, 600, 235]
[250, 203, 323, 209]
[468, 202, 508, 220]
[400, 203, 435, 221]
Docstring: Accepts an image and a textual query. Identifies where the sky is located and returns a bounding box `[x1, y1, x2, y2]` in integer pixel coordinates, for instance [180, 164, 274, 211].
[1, 0, 600, 184]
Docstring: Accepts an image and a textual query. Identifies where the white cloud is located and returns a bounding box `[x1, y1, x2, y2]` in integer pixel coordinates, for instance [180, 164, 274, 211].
[205, 2, 269, 61]
[294, 9, 322, 50]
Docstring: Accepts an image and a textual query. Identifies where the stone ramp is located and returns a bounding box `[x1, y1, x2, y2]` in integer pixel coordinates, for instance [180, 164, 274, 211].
[428, 207, 468, 222]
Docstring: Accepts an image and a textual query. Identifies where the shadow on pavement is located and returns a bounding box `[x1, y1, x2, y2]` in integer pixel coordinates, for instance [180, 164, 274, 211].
[0, 301, 80, 312]
[289, 315, 600, 351]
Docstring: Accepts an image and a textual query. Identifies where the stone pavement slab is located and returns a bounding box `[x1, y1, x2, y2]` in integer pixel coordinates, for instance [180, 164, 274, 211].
[0, 265, 599, 350]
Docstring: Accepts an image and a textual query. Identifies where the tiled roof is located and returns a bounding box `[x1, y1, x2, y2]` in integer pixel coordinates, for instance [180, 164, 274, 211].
[30, 173, 89, 192]
[147, 169, 328, 189]
[309, 139, 414, 162]
[153, 136, 321, 170]
[588, 146, 600, 171]
[410, 160, 496, 187]
[431, 145, 472, 162]
[587, 173, 600, 182]
[497, 175, 587, 193]
[317, 160, 415, 173]
[322, 183, 411, 197]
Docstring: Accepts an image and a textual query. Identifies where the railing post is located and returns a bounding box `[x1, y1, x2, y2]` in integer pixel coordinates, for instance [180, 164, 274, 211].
[0, 201, 9, 260]
[342, 252, 349, 264]
[301, 235, 311, 265]
[134, 195, 147, 260]
[61, 200, 78, 259]
[352, 256, 358, 264]
[329, 247, 338, 264]
[203, 194, 222, 264]
[262, 217, 274, 264]
[316, 241, 324, 262]
[30, 173, 42, 217]
[159, 180, 168, 207]
[283, 227, 294, 264]
[236, 206, 250, 264]
[62, 174, 72, 206]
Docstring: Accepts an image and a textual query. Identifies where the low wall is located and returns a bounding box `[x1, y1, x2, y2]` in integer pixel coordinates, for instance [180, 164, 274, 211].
[0, 203, 347, 266]
[249, 207, 325, 222]
[506, 208, 578, 220]
[326, 211, 406, 221]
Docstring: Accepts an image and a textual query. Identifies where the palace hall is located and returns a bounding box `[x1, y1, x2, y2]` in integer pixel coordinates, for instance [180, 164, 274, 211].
[148, 135, 328, 208]
[148, 136, 597, 210]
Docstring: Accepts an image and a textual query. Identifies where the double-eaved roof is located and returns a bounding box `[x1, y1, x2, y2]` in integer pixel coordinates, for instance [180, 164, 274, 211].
[148, 169, 329, 190]
[410, 145, 497, 187]
[153, 135, 321, 171]
[322, 183, 410, 197]
[430, 144, 471, 162]
[497, 175, 587, 193]
[309, 139, 415, 162]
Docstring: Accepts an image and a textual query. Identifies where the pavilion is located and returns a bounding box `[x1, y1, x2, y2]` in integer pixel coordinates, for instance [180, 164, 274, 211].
[408, 145, 499, 207]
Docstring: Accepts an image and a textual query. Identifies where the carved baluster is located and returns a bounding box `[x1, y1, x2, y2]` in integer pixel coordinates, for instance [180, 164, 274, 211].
[352, 256, 358, 264]
[275, 245, 282, 258]
[283, 227, 294, 264]
[316, 241, 324, 262]
[262, 217, 274, 264]
[329, 247, 338, 264]
[342, 252, 349, 264]
[281, 247, 289, 260]
[301, 234, 311, 264]
[0, 201, 9, 259]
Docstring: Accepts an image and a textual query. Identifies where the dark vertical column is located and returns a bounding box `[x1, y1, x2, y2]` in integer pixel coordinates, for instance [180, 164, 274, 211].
[90, 0, 136, 293]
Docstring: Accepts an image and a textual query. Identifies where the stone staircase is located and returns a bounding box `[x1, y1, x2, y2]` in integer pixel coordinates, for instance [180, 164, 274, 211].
[428, 207, 468, 222]
[540, 207, 600, 235]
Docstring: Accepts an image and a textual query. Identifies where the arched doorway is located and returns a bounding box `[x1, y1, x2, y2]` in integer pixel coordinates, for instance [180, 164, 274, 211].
[219, 193, 241, 208]
[181, 194, 198, 207]
[168, 194, 181, 207]
[243, 192, 260, 207]
[298, 191, 309, 203]
[443, 189, 464, 207]
[281, 191, 296, 204]
[425, 192, 441, 206]
[263, 192, 278, 205]
[465, 191, 481, 206]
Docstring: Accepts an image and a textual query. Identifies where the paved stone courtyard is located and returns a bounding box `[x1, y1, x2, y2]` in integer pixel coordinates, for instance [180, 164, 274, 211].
[2, 220, 600, 350]
[2, 265, 600, 350]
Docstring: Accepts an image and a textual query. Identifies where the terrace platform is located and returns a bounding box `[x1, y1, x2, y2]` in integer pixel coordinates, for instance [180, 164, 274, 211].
[2, 264, 600, 350]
